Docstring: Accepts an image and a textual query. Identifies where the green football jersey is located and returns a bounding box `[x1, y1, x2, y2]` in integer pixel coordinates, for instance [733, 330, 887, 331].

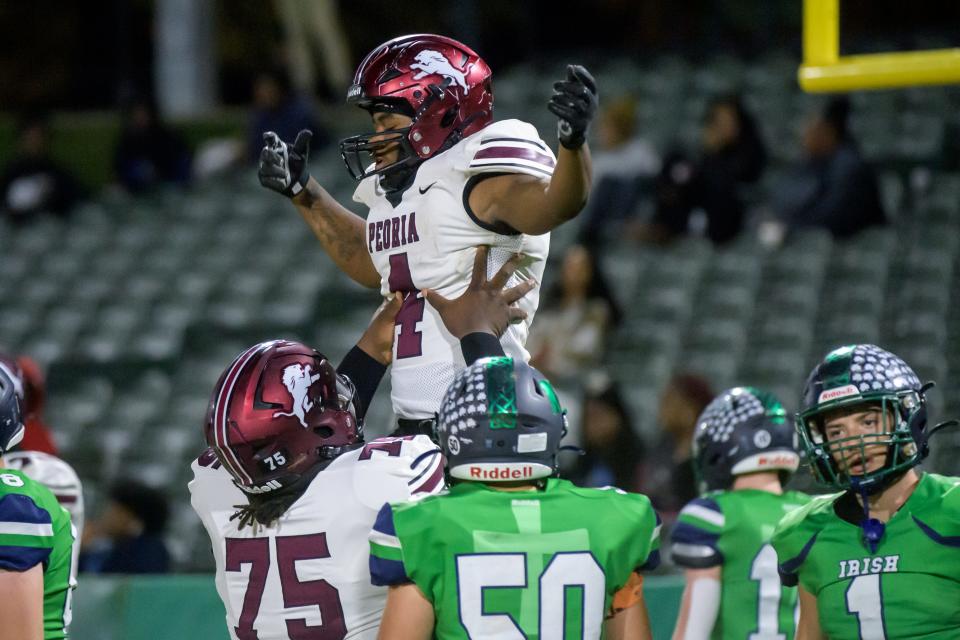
[671, 489, 811, 640]
[0, 469, 76, 639]
[772, 473, 960, 640]
[370, 478, 661, 639]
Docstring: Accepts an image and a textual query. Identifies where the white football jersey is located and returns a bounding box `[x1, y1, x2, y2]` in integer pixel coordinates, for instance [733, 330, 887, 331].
[189, 435, 443, 640]
[354, 119, 555, 419]
[2, 450, 84, 571]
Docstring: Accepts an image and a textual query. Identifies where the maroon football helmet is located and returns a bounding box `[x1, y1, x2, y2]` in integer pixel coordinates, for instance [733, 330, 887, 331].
[339, 33, 494, 181]
[204, 340, 362, 496]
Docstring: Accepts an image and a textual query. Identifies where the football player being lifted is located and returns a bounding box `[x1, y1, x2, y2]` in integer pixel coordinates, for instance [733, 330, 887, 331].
[259, 34, 597, 434]
[370, 357, 661, 640]
[772, 345, 960, 639]
[189, 249, 533, 639]
[670, 387, 808, 640]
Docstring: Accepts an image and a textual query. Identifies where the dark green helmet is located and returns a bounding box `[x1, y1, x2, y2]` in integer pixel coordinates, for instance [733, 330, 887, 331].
[797, 344, 927, 493]
[436, 356, 566, 482]
[693, 387, 799, 493]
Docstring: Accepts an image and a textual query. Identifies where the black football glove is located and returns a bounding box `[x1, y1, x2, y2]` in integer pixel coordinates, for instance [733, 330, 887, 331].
[548, 65, 598, 150]
[258, 130, 312, 198]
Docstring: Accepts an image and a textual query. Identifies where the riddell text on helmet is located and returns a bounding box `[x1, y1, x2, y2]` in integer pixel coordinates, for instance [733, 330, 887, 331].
[469, 465, 534, 480]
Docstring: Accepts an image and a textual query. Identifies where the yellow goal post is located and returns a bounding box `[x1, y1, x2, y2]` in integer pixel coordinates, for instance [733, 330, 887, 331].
[800, 0, 960, 92]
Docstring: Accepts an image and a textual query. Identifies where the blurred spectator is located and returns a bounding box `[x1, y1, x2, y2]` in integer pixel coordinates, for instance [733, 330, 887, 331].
[274, 0, 351, 100]
[80, 480, 170, 574]
[0, 353, 57, 455]
[578, 96, 660, 246]
[639, 373, 713, 520]
[775, 96, 886, 238]
[566, 375, 644, 491]
[643, 94, 767, 244]
[0, 112, 82, 222]
[248, 67, 325, 163]
[113, 96, 192, 193]
[527, 244, 621, 382]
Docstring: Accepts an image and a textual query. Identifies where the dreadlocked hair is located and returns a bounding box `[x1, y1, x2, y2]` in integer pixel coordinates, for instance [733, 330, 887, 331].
[230, 490, 302, 531]
[229, 463, 326, 531]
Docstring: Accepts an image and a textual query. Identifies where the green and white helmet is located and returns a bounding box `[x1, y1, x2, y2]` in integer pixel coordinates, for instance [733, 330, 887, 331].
[797, 344, 927, 492]
[436, 356, 567, 482]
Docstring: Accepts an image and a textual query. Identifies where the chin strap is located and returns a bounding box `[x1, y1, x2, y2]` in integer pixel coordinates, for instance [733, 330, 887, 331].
[851, 477, 886, 553]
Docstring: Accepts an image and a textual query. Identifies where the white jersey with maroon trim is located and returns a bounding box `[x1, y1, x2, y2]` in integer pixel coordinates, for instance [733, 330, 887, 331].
[354, 118, 555, 419]
[188, 435, 443, 640]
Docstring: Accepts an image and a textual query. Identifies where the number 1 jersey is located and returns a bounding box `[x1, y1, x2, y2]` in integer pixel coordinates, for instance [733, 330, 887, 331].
[772, 473, 960, 639]
[354, 119, 554, 419]
[189, 435, 443, 640]
[670, 489, 810, 639]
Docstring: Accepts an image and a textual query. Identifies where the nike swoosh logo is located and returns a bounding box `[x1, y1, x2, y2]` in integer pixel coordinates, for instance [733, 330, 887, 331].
[419, 182, 437, 194]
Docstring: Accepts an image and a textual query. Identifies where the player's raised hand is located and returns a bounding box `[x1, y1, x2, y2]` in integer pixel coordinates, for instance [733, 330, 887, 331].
[548, 64, 598, 150]
[258, 129, 313, 198]
[424, 246, 535, 339]
[356, 292, 404, 365]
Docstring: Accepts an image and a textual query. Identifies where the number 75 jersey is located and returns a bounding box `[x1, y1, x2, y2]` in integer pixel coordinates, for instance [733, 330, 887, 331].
[354, 118, 554, 419]
[188, 435, 444, 640]
[772, 473, 960, 640]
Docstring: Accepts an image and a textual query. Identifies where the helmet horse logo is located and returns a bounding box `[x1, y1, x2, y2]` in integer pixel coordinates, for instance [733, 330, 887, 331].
[410, 50, 469, 94]
[273, 364, 322, 428]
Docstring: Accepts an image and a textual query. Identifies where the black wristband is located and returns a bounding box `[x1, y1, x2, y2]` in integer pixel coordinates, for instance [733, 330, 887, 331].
[460, 332, 505, 365]
[337, 346, 387, 422]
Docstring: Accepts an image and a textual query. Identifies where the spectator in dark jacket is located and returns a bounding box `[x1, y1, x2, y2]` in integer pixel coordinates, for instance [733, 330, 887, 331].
[640, 373, 714, 521]
[0, 113, 81, 222]
[248, 67, 325, 163]
[778, 96, 885, 237]
[80, 480, 170, 574]
[114, 97, 192, 193]
[646, 94, 767, 244]
[566, 375, 645, 492]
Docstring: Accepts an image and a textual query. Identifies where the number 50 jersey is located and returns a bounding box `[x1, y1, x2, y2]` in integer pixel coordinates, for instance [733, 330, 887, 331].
[189, 435, 444, 640]
[355, 118, 554, 419]
[369, 478, 661, 639]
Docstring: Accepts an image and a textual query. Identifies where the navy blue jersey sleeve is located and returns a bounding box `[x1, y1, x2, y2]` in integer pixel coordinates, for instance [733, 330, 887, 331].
[368, 503, 412, 586]
[670, 497, 724, 568]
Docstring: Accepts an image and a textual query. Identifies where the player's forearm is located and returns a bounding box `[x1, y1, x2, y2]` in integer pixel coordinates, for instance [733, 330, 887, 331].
[293, 178, 380, 288]
[606, 600, 652, 640]
[520, 145, 593, 234]
[0, 566, 44, 640]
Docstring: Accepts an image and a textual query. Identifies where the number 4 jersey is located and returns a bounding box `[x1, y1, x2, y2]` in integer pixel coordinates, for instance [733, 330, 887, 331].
[355, 118, 554, 419]
[772, 473, 960, 640]
[670, 489, 811, 640]
[188, 435, 444, 640]
[369, 478, 661, 639]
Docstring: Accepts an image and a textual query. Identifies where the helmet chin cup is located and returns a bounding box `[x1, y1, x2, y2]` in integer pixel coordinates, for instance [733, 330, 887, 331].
[339, 126, 417, 182]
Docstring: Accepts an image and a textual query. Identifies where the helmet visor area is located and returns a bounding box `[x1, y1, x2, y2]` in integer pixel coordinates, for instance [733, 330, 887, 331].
[339, 126, 416, 181]
[797, 395, 919, 489]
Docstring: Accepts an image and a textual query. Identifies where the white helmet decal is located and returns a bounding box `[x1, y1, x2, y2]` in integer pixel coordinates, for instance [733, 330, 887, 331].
[410, 50, 469, 94]
[273, 364, 322, 428]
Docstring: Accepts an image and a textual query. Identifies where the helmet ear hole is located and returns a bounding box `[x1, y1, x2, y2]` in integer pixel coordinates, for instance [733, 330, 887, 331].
[315, 426, 334, 439]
